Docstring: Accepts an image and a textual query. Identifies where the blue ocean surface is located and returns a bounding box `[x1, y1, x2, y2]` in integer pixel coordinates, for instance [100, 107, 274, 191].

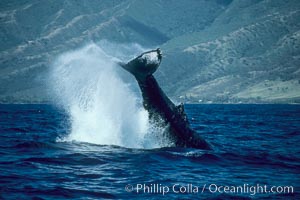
[0, 104, 299, 199]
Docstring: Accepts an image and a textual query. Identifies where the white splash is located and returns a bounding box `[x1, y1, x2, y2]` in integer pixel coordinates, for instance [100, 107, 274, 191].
[49, 42, 171, 149]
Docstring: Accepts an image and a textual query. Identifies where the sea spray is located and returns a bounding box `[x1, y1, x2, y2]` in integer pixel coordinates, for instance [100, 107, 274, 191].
[49, 42, 172, 148]
[50, 43, 145, 147]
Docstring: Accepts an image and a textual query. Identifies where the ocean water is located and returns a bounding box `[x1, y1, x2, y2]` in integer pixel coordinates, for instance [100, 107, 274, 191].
[0, 104, 299, 200]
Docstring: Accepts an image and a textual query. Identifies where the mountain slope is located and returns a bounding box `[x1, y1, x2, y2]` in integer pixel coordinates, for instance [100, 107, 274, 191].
[159, 0, 300, 103]
[0, 0, 299, 103]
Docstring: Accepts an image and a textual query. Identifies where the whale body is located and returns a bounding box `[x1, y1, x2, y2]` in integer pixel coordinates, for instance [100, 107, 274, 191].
[119, 49, 211, 149]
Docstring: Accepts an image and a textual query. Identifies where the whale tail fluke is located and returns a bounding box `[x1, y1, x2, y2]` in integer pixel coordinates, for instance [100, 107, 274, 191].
[118, 48, 162, 80]
[118, 48, 211, 150]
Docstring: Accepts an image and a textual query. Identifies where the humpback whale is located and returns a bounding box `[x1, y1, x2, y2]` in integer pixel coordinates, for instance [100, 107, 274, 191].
[119, 49, 211, 150]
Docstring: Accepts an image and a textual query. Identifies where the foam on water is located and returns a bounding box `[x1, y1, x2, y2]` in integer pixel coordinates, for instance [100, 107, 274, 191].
[49, 42, 169, 148]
